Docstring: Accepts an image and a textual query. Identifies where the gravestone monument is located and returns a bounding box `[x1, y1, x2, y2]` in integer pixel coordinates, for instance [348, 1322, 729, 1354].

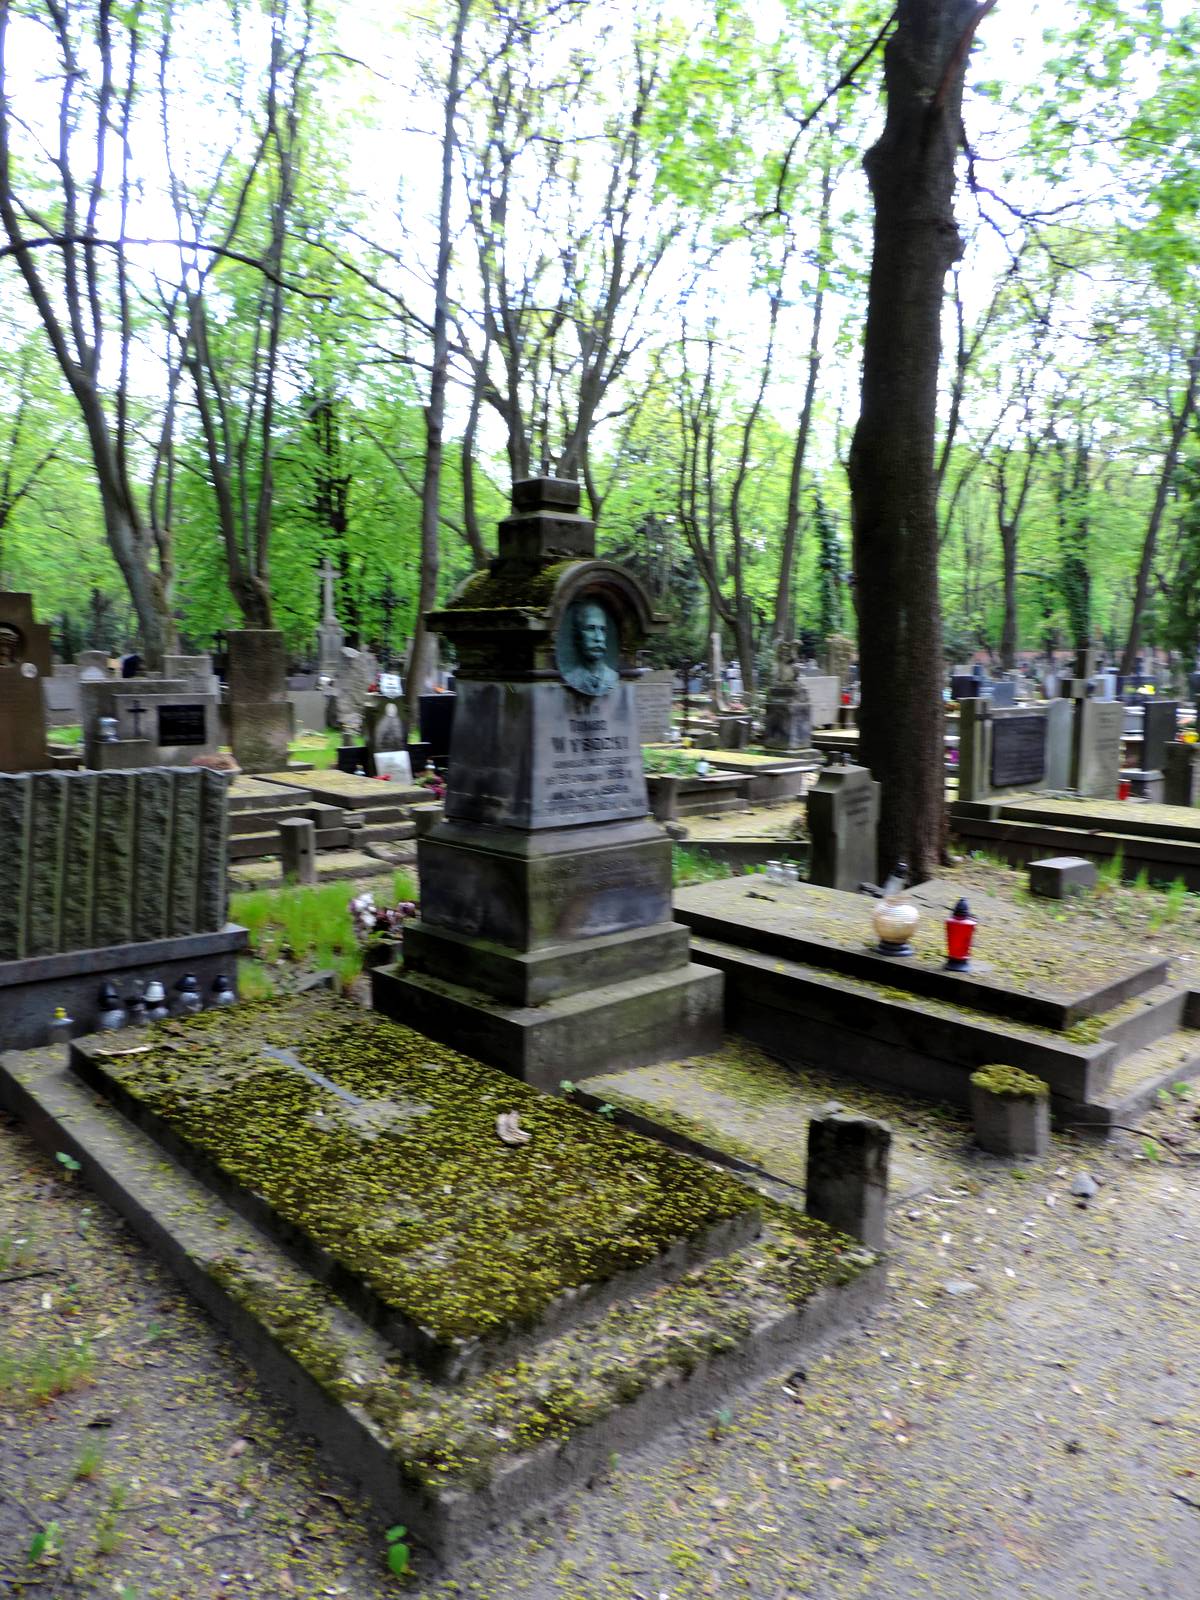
[958, 698, 1070, 802]
[334, 647, 374, 740]
[1071, 698, 1124, 800]
[990, 710, 1046, 788]
[227, 630, 291, 773]
[824, 633, 854, 688]
[1141, 699, 1179, 774]
[1164, 743, 1200, 808]
[806, 762, 880, 891]
[1044, 696, 1074, 790]
[317, 559, 345, 678]
[81, 650, 220, 770]
[634, 668, 674, 743]
[0, 593, 51, 773]
[763, 640, 814, 752]
[373, 476, 722, 1084]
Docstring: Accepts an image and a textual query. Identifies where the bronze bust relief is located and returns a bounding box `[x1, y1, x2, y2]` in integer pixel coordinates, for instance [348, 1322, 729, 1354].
[555, 597, 619, 698]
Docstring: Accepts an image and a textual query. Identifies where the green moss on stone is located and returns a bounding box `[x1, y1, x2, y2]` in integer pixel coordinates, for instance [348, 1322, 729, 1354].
[450, 560, 578, 614]
[85, 996, 758, 1354]
[969, 1064, 1049, 1099]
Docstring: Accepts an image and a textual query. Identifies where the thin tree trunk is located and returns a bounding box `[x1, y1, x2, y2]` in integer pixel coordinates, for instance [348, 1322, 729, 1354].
[774, 158, 832, 644]
[1120, 336, 1200, 674]
[848, 0, 989, 881]
[406, 0, 469, 736]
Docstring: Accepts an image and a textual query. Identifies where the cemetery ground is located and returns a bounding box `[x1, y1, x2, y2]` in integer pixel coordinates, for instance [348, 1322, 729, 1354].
[3, 861, 1200, 1596]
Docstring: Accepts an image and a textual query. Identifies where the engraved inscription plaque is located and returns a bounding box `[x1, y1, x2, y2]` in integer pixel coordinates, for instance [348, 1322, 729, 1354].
[991, 713, 1046, 789]
[158, 703, 208, 747]
[536, 689, 645, 826]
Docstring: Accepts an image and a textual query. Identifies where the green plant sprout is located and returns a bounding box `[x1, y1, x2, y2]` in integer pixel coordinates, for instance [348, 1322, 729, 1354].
[386, 1523, 411, 1577]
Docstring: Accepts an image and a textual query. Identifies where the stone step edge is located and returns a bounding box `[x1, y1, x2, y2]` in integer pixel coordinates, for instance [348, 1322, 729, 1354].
[690, 936, 1110, 1098]
[0, 1046, 885, 1560]
[676, 902, 1167, 1033]
[1062, 1034, 1200, 1134]
[691, 934, 1126, 1113]
[950, 814, 1200, 872]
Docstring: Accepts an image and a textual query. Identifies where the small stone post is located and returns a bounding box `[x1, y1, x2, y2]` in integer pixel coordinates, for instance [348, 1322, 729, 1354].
[279, 817, 316, 886]
[805, 1111, 891, 1251]
[969, 1066, 1050, 1157]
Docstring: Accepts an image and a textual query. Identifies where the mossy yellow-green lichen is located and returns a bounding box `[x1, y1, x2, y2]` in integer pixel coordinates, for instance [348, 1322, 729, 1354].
[210, 1201, 861, 1494]
[84, 996, 757, 1354]
[450, 560, 577, 613]
[969, 1064, 1049, 1099]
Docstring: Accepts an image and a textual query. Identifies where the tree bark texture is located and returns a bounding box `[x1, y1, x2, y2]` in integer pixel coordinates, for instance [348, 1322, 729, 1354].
[407, 0, 469, 737]
[1120, 335, 1200, 675]
[848, 0, 984, 881]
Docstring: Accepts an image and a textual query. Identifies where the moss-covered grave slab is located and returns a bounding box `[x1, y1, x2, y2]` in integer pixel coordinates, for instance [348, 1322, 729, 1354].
[0, 1001, 883, 1557]
[70, 995, 759, 1379]
[675, 877, 1167, 1030]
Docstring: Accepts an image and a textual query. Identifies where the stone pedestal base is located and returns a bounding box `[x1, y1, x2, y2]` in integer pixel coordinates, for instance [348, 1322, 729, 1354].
[372, 958, 723, 1088]
[762, 693, 812, 752]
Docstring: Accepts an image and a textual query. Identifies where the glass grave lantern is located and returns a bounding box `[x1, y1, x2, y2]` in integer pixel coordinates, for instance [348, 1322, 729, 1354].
[944, 896, 977, 972]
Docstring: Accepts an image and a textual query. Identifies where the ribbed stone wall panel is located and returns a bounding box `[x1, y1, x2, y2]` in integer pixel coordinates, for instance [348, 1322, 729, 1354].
[93, 772, 137, 948]
[168, 770, 201, 937]
[60, 774, 98, 945]
[0, 775, 32, 959]
[132, 770, 174, 941]
[26, 773, 68, 955]
[196, 768, 229, 932]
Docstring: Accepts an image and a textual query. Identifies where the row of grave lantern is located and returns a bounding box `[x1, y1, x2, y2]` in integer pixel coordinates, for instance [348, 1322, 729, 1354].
[49, 973, 236, 1043]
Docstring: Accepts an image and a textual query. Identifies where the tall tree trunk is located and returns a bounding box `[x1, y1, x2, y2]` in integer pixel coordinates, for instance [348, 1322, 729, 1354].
[999, 519, 1018, 669]
[774, 157, 832, 644]
[848, 0, 988, 881]
[407, 0, 469, 737]
[1120, 336, 1200, 675]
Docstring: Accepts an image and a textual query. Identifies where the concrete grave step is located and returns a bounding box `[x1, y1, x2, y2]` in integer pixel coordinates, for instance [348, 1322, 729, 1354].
[227, 827, 350, 861]
[1065, 1015, 1200, 1133]
[0, 1020, 883, 1559]
[229, 803, 322, 835]
[228, 849, 403, 891]
[994, 796, 1200, 846]
[360, 821, 418, 845]
[688, 935, 1111, 1112]
[259, 773, 428, 812]
[687, 937, 1197, 1137]
[226, 777, 313, 813]
[950, 811, 1200, 891]
[674, 877, 1167, 1031]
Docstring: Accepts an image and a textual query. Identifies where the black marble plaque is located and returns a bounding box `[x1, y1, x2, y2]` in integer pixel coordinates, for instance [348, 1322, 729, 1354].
[991, 713, 1046, 788]
[158, 702, 208, 746]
